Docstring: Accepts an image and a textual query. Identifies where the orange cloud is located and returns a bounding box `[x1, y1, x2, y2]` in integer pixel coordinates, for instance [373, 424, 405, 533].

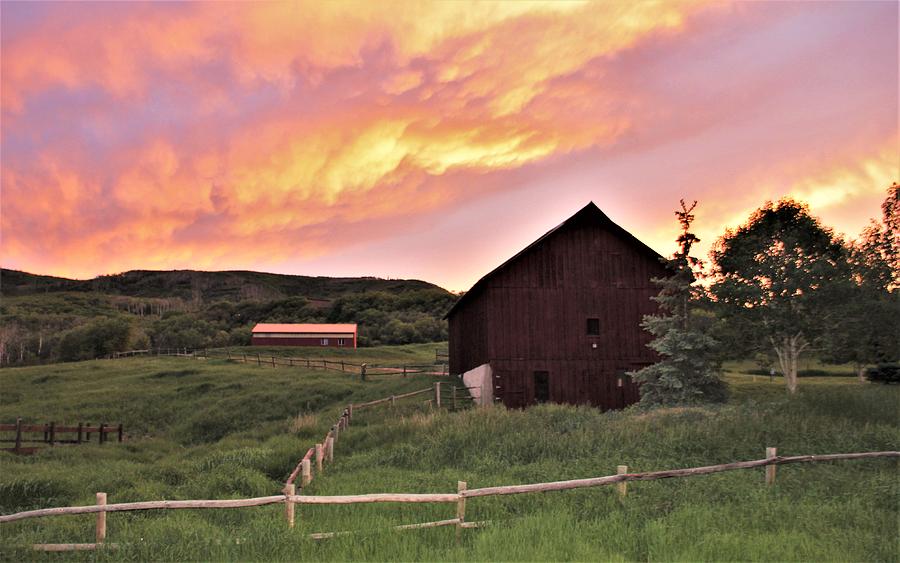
[1, 0, 895, 287]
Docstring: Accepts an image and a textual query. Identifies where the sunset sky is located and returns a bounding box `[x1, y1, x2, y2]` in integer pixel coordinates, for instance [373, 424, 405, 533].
[1, 1, 897, 291]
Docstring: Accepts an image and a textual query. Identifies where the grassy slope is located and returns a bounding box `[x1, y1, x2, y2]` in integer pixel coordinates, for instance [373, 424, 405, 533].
[0, 351, 897, 562]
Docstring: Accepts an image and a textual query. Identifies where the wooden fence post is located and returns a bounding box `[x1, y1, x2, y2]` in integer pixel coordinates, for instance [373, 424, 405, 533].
[289, 358, 293, 367]
[766, 447, 777, 485]
[256, 353, 261, 366]
[341, 360, 345, 372]
[301, 459, 312, 488]
[77, 422, 83, 444]
[403, 365, 407, 377]
[390, 395, 395, 408]
[284, 484, 295, 528]
[117, 424, 124, 443]
[316, 443, 324, 473]
[332, 424, 339, 443]
[456, 481, 467, 543]
[361, 364, 367, 381]
[272, 356, 276, 368]
[99, 423, 107, 445]
[96, 493, 107, 544]
[617, 465, 628, 498]
[435, 382, 441, 408]
[49, 422, 55, 446]
[326, 435, 334, 462]
[14, 418, 22, 454]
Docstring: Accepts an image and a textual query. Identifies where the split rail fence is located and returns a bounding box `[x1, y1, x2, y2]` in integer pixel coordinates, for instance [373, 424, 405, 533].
[282, 382, 471, 494]
[2, 450, 896, 552]
[109, 347, 453, 379]
[0, 418, 124, 454]
[224, 351, 449, 379]
[95, 347, 459, 382]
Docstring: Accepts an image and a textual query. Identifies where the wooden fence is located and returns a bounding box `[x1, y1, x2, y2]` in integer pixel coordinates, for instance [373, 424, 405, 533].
[104, 347, 453, 379]
[108, 348, 196, 359]
[224, 351, 450, 379]
[282, 382, 474, 492]
[0, 418, 123, 454]
[3, 449, 896, 551]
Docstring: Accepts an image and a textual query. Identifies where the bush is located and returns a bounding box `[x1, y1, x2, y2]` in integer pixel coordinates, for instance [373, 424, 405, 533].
[58, 317, 132, 361]
[865, 363, 900, 384]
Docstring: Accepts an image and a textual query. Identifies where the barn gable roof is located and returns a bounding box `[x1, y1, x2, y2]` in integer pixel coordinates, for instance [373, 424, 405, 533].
[444, 201, 664, 319]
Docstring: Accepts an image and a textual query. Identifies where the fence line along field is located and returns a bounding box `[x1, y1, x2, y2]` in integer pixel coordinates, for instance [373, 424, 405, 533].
[0, 346, 897, 561]
[5, 449, 897, 552]
[1, 420, 124, 455]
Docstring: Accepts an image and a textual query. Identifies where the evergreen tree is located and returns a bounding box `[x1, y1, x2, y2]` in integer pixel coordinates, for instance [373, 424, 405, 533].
[629, 200, 728, 406]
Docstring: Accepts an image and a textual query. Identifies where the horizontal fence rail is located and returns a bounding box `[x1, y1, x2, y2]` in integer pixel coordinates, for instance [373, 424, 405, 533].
[218, 350, 451, 379]
[282, 384, 458, 489]
[102, 347, 457, 380]
[3, 450, 896, 525]
[1, 419, 124, 454]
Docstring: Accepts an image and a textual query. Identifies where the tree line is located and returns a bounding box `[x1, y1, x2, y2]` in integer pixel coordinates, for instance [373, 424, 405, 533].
[0, 288, 455, 366]
[632, 183, 899, 403]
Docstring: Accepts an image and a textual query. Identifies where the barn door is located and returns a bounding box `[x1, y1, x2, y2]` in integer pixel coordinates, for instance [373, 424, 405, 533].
[533, 371, 550, 404]
[616, 369, 641, 408]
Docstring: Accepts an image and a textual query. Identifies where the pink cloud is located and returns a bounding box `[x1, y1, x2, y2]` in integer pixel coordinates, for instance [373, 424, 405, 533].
[1, 1, 895, 290]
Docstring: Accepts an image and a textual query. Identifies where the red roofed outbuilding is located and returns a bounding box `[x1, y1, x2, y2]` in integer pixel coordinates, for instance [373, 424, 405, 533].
[251, 323, 357, 348]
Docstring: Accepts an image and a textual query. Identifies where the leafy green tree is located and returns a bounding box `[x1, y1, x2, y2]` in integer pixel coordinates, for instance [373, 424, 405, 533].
[59, 318, 132, 361]
[710, 199, 848, 394]
[822, 185, 900, 380]
[630, 200, 727, 406]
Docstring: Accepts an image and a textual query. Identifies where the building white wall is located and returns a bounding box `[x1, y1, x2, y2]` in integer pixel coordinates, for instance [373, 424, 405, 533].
[462, 363, 493, 406]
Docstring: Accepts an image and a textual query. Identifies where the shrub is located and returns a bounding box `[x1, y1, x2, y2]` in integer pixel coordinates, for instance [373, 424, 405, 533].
[58, 317, 131, 361]
[865, 363, 900, 384]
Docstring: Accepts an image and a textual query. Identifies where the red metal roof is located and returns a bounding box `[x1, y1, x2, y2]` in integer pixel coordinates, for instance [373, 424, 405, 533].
[251, 323, 357, 334]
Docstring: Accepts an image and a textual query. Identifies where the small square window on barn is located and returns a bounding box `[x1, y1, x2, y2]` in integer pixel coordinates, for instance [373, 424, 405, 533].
[586, 318, 600, 335]
[338, 338, 345, 346]
[320, 338, 329, 346]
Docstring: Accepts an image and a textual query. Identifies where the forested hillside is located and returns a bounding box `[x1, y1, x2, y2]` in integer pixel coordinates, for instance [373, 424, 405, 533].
[0, 269, 456, 366]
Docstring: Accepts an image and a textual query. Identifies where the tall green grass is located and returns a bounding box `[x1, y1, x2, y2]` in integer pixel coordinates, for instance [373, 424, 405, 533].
[0, 353, 897, 561]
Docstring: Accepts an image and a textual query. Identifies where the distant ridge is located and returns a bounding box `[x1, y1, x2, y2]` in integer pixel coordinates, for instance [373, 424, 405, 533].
[0, 268, 448, 301]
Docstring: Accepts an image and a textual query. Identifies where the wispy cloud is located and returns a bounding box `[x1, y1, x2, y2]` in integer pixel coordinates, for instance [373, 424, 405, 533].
[1, 1, 895, 289]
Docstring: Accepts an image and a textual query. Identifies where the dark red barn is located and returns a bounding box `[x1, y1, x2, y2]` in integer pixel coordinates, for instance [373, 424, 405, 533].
[446, 202, 667, 410]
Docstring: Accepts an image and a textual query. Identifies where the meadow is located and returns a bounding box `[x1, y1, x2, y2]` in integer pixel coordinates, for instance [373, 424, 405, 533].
[0, 346, 897, 561]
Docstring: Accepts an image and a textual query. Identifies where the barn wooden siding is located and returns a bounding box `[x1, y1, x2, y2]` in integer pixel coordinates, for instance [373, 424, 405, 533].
[447, 203, 667, 410]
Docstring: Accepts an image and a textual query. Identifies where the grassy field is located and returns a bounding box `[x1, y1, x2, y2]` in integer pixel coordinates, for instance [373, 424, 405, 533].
[0, 348, 897, 561]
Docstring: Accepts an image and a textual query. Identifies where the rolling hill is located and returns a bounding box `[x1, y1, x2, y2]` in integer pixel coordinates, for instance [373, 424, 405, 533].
[0, 268, 445, 301]
[0, 269, 457, 366]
